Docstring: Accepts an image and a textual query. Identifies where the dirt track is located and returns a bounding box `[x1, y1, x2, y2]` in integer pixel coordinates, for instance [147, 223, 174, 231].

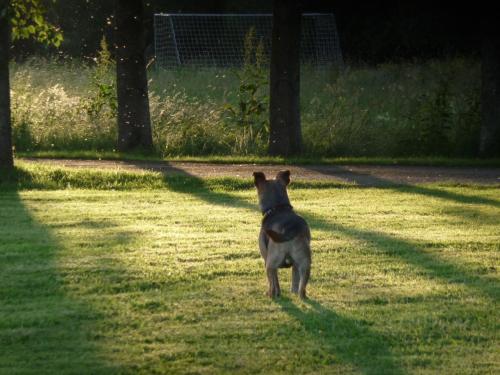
[20, 158, 500, 186]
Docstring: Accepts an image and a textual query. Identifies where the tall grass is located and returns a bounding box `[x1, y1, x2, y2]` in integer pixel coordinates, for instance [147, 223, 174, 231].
[10, 57, 480, 157]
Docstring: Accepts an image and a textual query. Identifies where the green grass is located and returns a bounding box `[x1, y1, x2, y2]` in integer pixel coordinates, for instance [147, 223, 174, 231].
[1, 166, 499, 374]
[16, 151, 500, 168]
[10, 58, 482, 157]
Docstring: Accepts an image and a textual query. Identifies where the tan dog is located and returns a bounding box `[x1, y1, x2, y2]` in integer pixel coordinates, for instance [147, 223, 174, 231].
[253, 170, 311, 299]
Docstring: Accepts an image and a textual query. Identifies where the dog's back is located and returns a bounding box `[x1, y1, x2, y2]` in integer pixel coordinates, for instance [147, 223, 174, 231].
[263, 210, 310, 243]
[254, 170, 312, 298]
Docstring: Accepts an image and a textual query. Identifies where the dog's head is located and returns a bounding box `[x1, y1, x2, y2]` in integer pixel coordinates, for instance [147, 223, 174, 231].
[253, 170, 291, 212]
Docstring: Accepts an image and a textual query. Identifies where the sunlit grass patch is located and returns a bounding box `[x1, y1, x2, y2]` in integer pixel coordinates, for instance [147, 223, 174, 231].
[3, 162, 354, 191]
[0, 173, 498, 373]
[17, 151, 500, 167]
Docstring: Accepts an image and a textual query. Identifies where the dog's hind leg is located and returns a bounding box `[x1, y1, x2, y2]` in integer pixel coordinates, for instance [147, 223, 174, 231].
[291, 264, 300, 294]
[265, 244, 286, 298]
[289, 236, 311, 298]
[266, 266, 280, 297]
[298, 263, 311, 299]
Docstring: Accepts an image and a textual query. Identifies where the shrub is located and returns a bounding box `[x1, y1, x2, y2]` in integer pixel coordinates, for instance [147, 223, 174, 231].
[81, 36, 117, 119]
[223, 27, 269, 155]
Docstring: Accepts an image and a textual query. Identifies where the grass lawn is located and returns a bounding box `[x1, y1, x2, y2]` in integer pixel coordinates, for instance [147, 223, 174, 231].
[17, 150, 500, 167]
[0, 166, 499, 374]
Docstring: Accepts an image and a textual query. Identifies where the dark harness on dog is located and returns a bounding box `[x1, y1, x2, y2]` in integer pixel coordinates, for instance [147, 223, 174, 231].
[261, 203, 295, 268]
[262, 203, 294, 223]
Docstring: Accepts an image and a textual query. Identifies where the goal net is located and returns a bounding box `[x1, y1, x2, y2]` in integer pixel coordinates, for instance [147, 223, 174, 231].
[154, 13, 343, 68]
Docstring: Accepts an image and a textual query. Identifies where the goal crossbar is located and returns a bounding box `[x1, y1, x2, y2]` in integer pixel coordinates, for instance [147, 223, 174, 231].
[154, 12, 343, 68]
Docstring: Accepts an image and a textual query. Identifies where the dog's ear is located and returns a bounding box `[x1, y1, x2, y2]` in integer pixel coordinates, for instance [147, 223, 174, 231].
[276, 170, 291, 186]
[253, 172, 266, 188]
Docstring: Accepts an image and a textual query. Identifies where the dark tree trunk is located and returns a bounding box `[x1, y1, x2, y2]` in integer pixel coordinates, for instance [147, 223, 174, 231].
[0, 1, 13, 168]
[115, 0, 153, 152]
[268, 0, 302, 156]
[480, 13, 500, 157]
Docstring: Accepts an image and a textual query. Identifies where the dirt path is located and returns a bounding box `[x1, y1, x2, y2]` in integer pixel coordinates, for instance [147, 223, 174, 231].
[20, 158, 500, 186]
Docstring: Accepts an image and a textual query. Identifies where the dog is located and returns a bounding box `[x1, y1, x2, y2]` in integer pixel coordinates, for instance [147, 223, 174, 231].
[253, 170, 311, 299]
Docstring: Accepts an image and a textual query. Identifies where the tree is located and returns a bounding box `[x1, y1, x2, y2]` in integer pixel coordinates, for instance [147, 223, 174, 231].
[0, 0, 62, 168]
[0, 1, 13, 167]
[479, 13, 500, 157]
[268, 0, 302, 157]
[114, 0, 153, 152]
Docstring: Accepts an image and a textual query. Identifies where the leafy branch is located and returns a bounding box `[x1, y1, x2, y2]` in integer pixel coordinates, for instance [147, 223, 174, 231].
[10, 0, 63, 47]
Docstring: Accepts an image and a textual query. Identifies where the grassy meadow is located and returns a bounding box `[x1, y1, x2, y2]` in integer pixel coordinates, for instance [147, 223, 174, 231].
[10, 57, 480, 158]
[0, 163, 499, 374]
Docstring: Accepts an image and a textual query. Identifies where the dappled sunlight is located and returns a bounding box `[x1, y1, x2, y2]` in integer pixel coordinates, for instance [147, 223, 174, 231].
[300, 187, 499, 301]
[2, 181, 497, 373]
[1, 1, 495, 373]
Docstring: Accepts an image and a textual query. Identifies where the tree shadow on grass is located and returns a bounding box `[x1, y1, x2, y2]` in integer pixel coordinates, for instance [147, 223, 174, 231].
[119, 162, 498, 301]
[303, 212, 499, 301]
[6, 163, 496, 372]
[159, 166, 257, 212]
[152, 166, 409, 373]
[117, 160, 500, 214]
[0, 188, 116, 374]
[276, 297, 403, 374]
[304, 166, 500, 208]
[150, 164, 498, 370]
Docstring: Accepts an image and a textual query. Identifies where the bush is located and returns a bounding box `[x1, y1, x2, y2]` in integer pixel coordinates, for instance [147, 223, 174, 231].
[222, 27, 269, 155]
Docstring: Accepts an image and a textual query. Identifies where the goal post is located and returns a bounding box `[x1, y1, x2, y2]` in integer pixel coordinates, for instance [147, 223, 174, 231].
[154, 13, 343, 68]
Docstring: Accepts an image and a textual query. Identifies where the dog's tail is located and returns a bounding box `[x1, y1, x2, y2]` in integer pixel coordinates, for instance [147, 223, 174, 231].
[265, 229, 295, 243]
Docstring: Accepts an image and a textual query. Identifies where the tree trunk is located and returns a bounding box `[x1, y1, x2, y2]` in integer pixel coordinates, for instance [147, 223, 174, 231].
[0, 1, 13, 168]
[268, 0, 302, 156]
[115, 0, 153, 152]
[480, 13, 500, 157]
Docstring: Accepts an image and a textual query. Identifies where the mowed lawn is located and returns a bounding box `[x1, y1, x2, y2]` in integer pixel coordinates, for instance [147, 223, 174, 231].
[0, 168, 499, 374]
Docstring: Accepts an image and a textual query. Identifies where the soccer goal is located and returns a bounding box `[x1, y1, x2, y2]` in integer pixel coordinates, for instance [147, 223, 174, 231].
[154, 13, 343, 68]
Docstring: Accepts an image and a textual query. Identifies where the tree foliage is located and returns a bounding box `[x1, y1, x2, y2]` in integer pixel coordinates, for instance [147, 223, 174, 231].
[0, 0, 63, 168]
[10, 0, 62, 46]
